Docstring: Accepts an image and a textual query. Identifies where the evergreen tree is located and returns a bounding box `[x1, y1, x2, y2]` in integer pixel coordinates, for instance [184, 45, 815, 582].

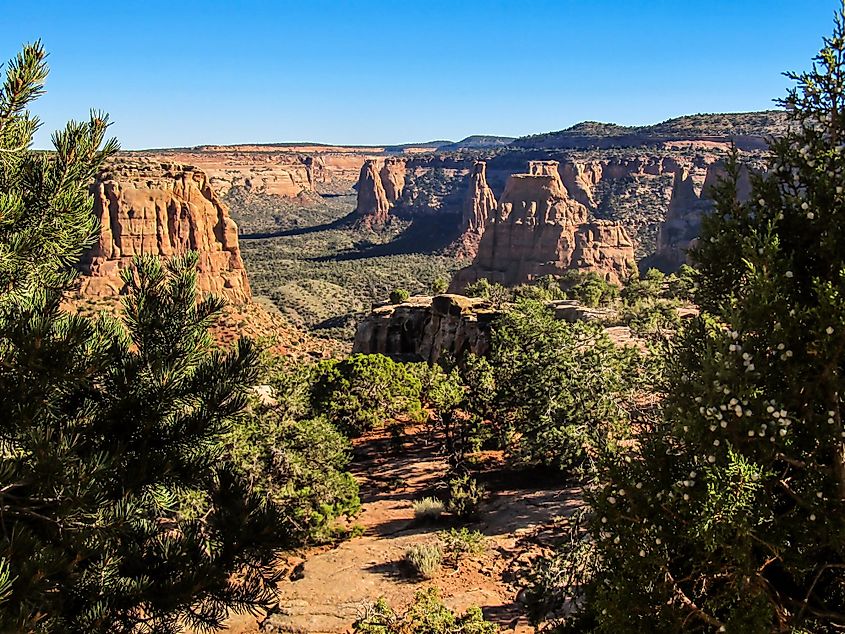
[0, 43, 288, 632]
[561, 10, 845, 632]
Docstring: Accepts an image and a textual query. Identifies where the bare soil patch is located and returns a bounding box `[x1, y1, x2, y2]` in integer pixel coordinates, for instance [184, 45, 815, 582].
[222, 427, 579, 633]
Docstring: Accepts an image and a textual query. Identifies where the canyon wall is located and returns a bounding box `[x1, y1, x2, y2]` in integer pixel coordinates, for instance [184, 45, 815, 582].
[451, 160, 635, 288]
[78, 159, 251, 303]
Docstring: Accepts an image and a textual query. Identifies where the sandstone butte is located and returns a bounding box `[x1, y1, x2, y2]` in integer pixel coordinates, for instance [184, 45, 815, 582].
[77, 159, 251, 303]
[451, 160, 636, 289]
[353, 157, 407, 225]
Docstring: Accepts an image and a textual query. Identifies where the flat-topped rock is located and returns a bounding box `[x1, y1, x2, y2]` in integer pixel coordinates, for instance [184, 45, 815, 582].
[78, 158, 251, 302]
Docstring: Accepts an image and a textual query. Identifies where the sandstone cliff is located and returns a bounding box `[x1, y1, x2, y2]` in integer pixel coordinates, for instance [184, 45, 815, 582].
[78, 159, 251, 303]
[456, 161, 497, 258]
[352, 294, 496, 362]
[353, 295, 624, 362]
[451, 161, 634, 289]
[354, 159, 391, 225]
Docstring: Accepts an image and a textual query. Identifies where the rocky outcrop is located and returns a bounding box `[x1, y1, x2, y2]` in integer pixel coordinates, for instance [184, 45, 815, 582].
[354, 159, 391, 225]
[352, 294, 496, 363]
[354, 158, 409, 225]
[379, 158, 407, 203]
[456, 161, 497, 258]
[78, 159, 251, 302]
[451, 161, 634, 289]
[652, 160, 753, 268]
[463, 161, 496, 233]
[353, 295, 622, 362]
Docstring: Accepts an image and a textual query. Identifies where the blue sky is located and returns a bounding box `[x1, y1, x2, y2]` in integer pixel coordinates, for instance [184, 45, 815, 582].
[0, 0, 838, 149]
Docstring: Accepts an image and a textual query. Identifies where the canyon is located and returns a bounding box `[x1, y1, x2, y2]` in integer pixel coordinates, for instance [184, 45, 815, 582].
[71, 111, 779, 348]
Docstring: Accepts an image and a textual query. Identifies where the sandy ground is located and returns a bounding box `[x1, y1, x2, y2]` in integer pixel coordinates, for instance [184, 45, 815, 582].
[221, 427, 580, 633]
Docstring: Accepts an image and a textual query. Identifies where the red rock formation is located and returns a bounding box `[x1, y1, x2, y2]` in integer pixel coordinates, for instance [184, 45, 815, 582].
[451, 161, 634, 289]
[379, 157, 407, 203]
[456, 161, 497, 258]
[354, 159, 391, 225]
[78, 159, 251, 302]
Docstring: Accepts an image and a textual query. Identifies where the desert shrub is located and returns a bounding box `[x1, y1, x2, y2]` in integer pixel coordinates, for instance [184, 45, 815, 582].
[423, 364, 491, 467]
[486, 300, 643, 473]
[622, 297, 681, 338]
[665, 263, 698, 301]
[463, 278, 511, 306]
[431, 276, 449, 294]
[225, 360, 360, 544]
[413, 497, 445, 522]
[404, 543, 443, 579]
[464, 278, 492, 298]
[310, 354, 424, 436]
[561, 271, 620, 307]
[562, 16, 845, 631]
[446, 473, 486, 520]
[389, 288, 410, 304]
[440, 528, 486, 558]
[354, 587, 497, 634]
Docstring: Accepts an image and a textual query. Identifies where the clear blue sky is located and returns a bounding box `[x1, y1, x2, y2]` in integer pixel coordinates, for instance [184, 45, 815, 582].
[0, 0, 838, 149]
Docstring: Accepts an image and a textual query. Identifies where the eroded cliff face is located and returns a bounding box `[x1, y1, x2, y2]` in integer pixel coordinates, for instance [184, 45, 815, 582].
[457, 161, 497, 258]
[354, 159, 391, 225]
[451, 160, 635, 289]
[78, 159, 251, 303]
[651, 159, 754, 268]
[353, 158, 412, 225]
[352, 294, 496, 362]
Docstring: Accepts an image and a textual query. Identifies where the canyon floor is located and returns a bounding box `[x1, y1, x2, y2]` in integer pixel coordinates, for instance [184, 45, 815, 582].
[221, 427, 581, 634]
[231, 192, 464, 345]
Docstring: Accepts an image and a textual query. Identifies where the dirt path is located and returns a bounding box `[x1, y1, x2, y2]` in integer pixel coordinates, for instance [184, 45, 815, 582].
[224, 428, 580, 633]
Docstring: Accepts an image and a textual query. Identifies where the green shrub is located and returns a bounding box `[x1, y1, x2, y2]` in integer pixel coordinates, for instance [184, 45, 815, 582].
[431, 277, 449, 294]
[413, 497, 445, 522]
[440, 528, 486, 558]
[561, 271, 620, 307]
[565, 15, 845, 631]
[353, 587, 497, 634]
[404, 543, 443, 579]
[486, 300, 643, 473]
[389, 288, 410, 304]
[447, 474, 486, 520]
[310, 354, 424, 436]
[226, 361, 360, 544]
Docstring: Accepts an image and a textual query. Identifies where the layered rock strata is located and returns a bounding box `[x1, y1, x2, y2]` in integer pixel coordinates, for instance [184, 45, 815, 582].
[352, 296, 617, 362]
[451, 161, 635, 289]
[78, 159, 251, 302]
[352, 294, 496, 363]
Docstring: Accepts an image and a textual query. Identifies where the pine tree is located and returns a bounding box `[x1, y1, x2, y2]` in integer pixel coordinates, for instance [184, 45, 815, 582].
[564, 9, 845, 633]
[0, 43, 288, 632]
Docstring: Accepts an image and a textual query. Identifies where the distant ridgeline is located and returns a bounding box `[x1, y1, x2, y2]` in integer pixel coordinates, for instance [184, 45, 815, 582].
[118, 110, 777, 284]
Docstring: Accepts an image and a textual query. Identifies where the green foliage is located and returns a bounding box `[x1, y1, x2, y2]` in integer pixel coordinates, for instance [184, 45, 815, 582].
[0, 43, 293, 632]
[486, 300, 642, 473]
[353, 587, 497, 634]
[225, 360, 361, 544]
[404, 543, 443, 579]
[463, 277, 510, 306]
[310, 354, 424, 436]
[431, 276, 449, 294]
[560, 271, 620, 307]
[440, 528, 486, 558]
[446, 473, 486, 520]
[567, 13, 845, 632]
[389, 287, 410, 304]
[413, 497, 445, 522]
